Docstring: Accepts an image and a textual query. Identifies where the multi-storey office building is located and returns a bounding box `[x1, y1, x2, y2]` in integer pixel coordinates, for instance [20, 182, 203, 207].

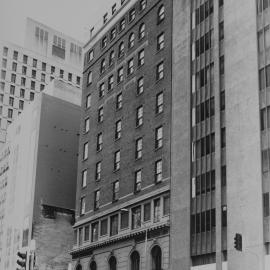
[72, 0, 270, 270]
[0, 80, 81, 270]
[0, 18, 83, 147]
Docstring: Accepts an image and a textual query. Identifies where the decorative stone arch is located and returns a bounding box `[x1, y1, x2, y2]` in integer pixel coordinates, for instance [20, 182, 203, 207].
[74, 261, 83, 270]
[88, 255, 97, 270]
[107, 252, 117, 270]
[150, 244, 162, 270]
[129, 250, 140, 270]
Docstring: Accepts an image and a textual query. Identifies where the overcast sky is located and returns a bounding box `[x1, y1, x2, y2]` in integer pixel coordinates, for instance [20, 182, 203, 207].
[0, 0, 117, 46]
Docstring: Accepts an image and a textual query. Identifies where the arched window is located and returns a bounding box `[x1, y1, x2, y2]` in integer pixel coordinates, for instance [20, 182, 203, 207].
[109, 256, 117, 270]
[151, 246, 162, 270]
[157, 5, 165, 23]
[128, 33, 135, 48]
[90, 261, 97, 270]
[87, 71, 92, 85]
[118, 42, 125, 58]
[130, 251, 140, 270]
[100, 59, 106, 73]
[138, 23, 145, 40]
[76, 264, 82, 270]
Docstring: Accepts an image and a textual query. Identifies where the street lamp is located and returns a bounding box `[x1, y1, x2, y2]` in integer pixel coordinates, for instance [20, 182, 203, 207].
[121, 208, 148, 266]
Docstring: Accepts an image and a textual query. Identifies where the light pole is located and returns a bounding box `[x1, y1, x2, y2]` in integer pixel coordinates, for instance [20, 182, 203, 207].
[121, 208, 148, 269]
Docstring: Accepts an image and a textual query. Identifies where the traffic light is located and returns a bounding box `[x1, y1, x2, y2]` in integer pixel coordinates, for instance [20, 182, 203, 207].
[234, 233, 242, 251]
[17, 251, 27, 269]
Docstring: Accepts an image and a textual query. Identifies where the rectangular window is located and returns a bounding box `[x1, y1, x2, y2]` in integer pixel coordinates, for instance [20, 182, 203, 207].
[114, 150, 120, 170]
[110, 214, 119, 236]
[22, 55, 28, 64]
[135, 138, 143, 159]
[84, 118, 90, 133]
[82, 170, 87, 188]
[266, 65, 270, 88]
[137, 77, 144, 95]
[3, 47, 8, 57]
[77, 76, 81, 85]
[129, 8, 136, 22]
[157, 32, 165, 51]
[84, 225, 90, 241]
[222, 205, 227, 227]
[221, 128, 226, 148]
[30, 92, 35, 101]
[132, 206, 141, 229]
[31, 81, 35, 90]
[12, 62, 17, 72]
[95, 161, 101, 181]
[11, 74, 16, 83]
[22, 66, 27, 75]
[134, 170, 142, 192]
[115, 120, 122, 140]
[108, 75, 114, 91]
[117, 67, 124, 83]
[264, 192, 270, 217]
[41, 73, 46, 83]
[156, 61, 164, 80]
[32, 69, 36, 79]
[155, 159, 162, 183]
[136, 106, 143, 126]
[120, 211, 129, 229]
[10, 85, 15, 95]
[83, 142, 88, 160]
[78, 227, 83, 245]
[98, 107, 104, 122]
[97, 133, 103, 151]
[100, 219, 108, 236]
[80, 197, 86, 215]
[144, 203, 151, 222]
[91, 222, 99, 242]
[19, 100, 24, 110]
[60, 69, 64, 79]
[138, 49, 145, 66]
[9, 97, 14, 106]
[2, 58, 7, 68]
[13, 50, 18, 60]
[41, 62, 46, 72]
[127, 58, 134, 75]
[153, 198, 161, 222]
[94, 190, 100, 210]
[51, 66, 55, 74]
[8, 109, 13, 118]
[116, 93, 122, 110]
[68, 73, 72, 82]
[163, 196, 170, 216]
[32, 58, 37, 68]
[86, 94, 91, 108]
[1, 70, 6, 80]
[113, 180, 119, 201]
[0, 82, 4, 91]
[155, 126, 163, 149]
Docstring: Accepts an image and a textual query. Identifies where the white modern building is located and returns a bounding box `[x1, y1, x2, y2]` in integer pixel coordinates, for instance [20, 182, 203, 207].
[0, 18, 83, 147]
[0, 79, 81, 270]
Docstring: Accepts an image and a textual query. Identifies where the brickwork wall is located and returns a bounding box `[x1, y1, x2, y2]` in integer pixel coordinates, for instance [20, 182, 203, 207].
[33, 211, 74, 270]
[76, 0, 172, 221]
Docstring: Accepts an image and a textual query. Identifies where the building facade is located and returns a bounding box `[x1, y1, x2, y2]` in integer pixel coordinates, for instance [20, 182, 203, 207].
[0, 80, 81, 270]
[72, 0, 270, 270]
[0, 18, 83, 147]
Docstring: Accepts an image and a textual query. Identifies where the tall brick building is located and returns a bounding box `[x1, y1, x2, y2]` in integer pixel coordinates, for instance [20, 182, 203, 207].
[72, 0, 270, 269]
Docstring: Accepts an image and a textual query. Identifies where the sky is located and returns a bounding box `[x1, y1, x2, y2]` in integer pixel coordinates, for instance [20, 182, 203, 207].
[0, 0, 117, 46]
